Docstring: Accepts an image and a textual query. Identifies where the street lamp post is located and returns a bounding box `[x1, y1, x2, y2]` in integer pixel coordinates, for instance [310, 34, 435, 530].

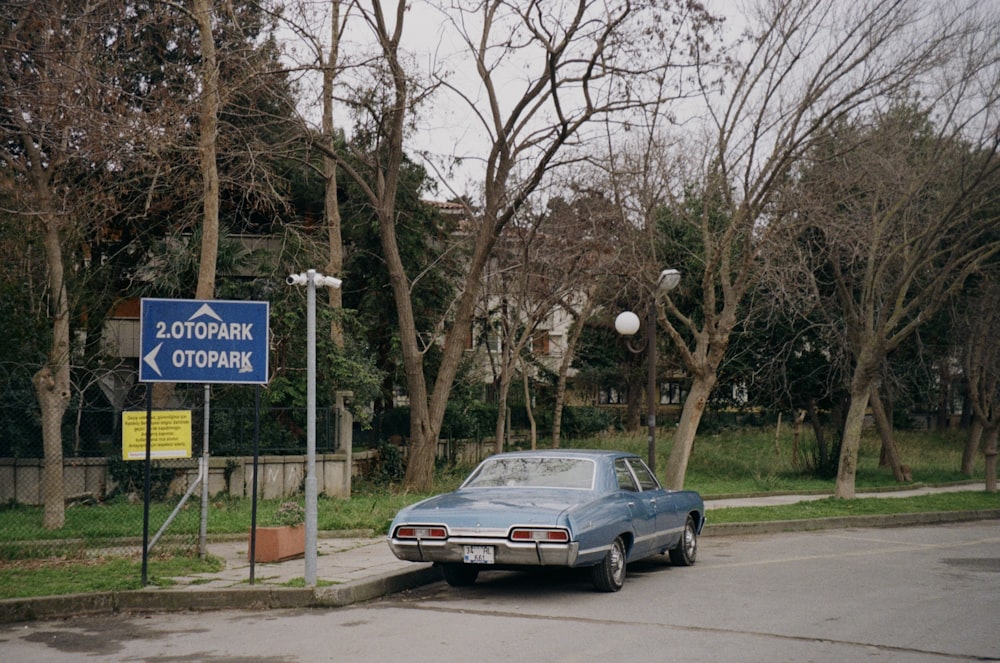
[615, 268, 681, 474]
[287, 269, 342, 587]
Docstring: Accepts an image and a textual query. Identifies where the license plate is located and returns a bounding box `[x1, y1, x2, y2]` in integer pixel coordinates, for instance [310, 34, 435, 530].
[463, 545, 495, 564]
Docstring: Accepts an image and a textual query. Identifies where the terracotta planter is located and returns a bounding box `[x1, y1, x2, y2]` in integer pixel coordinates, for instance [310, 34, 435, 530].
[249, 524, 305, 563]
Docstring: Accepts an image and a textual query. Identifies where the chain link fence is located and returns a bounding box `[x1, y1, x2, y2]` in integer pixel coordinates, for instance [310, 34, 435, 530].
[0, 362, 343, 565]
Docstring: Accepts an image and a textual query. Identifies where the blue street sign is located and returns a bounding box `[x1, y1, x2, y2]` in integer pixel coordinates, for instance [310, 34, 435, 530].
[139, 299, 270, 384]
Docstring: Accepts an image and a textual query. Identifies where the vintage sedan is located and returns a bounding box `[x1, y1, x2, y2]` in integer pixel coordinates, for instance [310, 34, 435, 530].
[387, 449, 705, 592]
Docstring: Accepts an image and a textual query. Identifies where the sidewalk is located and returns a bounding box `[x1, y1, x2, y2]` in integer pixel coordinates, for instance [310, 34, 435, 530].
[165, 535, 420, 592]
[704, 481, 988, 508]
[0, 483, 994, 624]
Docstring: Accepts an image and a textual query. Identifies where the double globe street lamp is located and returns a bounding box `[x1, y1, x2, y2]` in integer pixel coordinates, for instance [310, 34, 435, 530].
[615, 268, 681, 474]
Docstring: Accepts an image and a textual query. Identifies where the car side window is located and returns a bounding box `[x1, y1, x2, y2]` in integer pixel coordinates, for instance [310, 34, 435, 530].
[615, 459, 638, 492]
[626, 458, 661, 491]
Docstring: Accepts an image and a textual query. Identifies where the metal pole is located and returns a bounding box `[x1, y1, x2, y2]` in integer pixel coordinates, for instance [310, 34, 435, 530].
[647, 301, 657, 473]
[304, 269, 318, 587]
[141, 385, 152, 586]
[287, 269, 340, 586]
[249, 384, 260, 584]
[200, 384, 209, 559]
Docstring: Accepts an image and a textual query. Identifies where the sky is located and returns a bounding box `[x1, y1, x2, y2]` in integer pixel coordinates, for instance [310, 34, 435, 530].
[280, 0, 747, 199]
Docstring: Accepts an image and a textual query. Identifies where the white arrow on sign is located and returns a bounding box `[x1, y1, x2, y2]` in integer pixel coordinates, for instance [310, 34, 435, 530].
[191, 303, 223, 321]
[143, 342, 163, 377]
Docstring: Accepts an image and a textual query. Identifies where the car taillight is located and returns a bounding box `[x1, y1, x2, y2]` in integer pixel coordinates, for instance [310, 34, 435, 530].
[510, 528, 569, 542]
[395, 526, 447, 539]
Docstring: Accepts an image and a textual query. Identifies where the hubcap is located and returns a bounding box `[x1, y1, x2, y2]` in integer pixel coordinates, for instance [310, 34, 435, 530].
[685, 525, 696, 557]
[611, 541, 625, 581]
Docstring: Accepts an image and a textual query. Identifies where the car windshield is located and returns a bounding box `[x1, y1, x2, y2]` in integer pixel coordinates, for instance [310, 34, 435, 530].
[463, 457, 595, 489]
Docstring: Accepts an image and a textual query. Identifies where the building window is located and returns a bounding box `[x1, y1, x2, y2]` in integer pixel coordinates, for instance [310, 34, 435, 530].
[660, 381, 685, 405]
[486, 334, 501, 354]
[598, 387, 628, 405]
[532, 332, 550, 356]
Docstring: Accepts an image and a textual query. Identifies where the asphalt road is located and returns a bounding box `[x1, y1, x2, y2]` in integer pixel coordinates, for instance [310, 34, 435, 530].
[1, 521, 997, 663]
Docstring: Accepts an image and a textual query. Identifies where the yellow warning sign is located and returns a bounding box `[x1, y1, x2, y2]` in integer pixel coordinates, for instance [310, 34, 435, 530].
[122, 410, 192, 460]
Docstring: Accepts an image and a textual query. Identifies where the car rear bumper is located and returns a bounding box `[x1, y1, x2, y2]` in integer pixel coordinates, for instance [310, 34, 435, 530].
[388, 536, 581, 567]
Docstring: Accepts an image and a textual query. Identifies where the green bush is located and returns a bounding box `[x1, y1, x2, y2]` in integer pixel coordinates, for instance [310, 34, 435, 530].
[560, 406, 614, 439]
[367, 439, 405, 486]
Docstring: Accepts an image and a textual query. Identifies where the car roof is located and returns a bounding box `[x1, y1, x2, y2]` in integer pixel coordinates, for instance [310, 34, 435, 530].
[484, 449, 635, 460]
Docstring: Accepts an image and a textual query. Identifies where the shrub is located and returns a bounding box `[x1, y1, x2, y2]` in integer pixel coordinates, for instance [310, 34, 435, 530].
[268, 501, 305, 527]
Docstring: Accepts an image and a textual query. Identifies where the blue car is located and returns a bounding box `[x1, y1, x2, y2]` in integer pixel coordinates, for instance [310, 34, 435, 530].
[387, 449, 705, 592]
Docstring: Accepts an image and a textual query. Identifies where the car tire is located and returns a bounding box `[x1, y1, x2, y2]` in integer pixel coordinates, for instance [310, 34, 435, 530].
[591, 536, 626, 592]
[441, 563, 479, 587]
[669, 515, 698, 567]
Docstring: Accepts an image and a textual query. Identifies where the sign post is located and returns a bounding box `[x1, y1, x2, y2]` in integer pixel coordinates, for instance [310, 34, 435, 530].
[138, 298, 269, 585]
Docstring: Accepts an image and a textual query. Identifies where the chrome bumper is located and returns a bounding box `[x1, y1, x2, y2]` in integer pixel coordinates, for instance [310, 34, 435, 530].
[388, 536, 581, 567]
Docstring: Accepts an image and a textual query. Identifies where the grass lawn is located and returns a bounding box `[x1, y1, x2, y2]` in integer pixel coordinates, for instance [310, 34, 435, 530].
[0, 554, 225, 599]
[0, 426, 994, 600]
[707, 491, 1000, 523]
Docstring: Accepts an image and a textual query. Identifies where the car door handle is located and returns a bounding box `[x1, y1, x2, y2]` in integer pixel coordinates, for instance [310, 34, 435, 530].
[627, 501, 636, 508]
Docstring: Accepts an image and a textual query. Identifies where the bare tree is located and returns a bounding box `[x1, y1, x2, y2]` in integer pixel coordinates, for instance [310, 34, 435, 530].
[544, 190, 630, 448]
[480, 193, 620, 450]
[277, 0, 353, 344]
[590, 85, 700, 443]
[318, 0, 715, 490]
[0, 0, 181, 526]
[146, 0, 221, 410]
[321, 0, 347, 344]
[794, 98, 1000, 497]
[648, 0, 1000, 491]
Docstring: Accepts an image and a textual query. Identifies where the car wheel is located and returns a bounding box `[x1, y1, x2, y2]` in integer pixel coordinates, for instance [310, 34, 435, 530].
[441, 563, 479, 587]
[669, 515, 698, 567]
[591, 536, 626, 592]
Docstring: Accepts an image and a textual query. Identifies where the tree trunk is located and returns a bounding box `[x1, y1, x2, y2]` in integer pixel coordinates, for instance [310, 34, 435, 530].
[193, 0, 219, 301]
[959, 381, 973, 430]
[962, 418, 983, 477]
[806, 399, 828, 464]
[323, 0, 344, 347]
[522, 360, 537, 450]
[835, 381, 873, 499]
[150, 0, 219, 412]
[494, 370, 512, 453]
[35, 213, 71, 529]
[936, 363, 951, 431]
[870, 386, 908, 483]
[662, 375, 715, 489]
[402, 397, 436, 491]
[791, 410, 805, 470]
[984, 423, 998, 493]
[34, 366, 69, 529]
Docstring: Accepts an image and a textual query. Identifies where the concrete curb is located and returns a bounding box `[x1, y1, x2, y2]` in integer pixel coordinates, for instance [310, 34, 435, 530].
[313, 564, 442, 608]
[0, 564, 443, 625]
[702, 508, 1000, 537]
[2, 509, 997, 625]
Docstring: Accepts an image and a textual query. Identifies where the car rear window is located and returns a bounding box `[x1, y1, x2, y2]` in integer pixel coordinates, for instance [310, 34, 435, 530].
[464, 457, 595, 489]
